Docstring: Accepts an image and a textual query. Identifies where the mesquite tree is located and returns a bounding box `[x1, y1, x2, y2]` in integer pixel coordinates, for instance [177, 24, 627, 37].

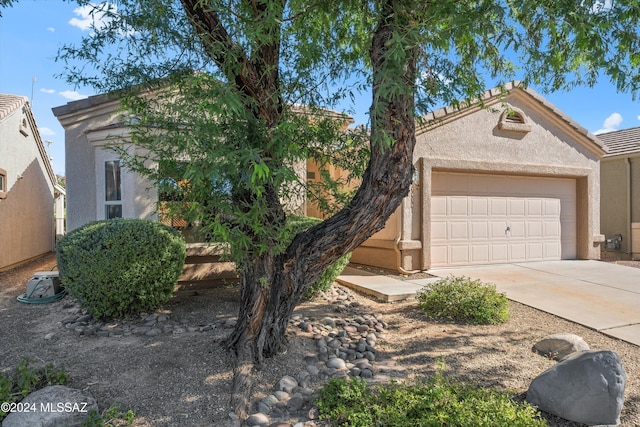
[55, 0, 640, 417]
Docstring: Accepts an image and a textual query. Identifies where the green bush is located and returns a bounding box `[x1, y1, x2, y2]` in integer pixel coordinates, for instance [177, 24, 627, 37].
[417, 276, 510, 324]
[316, 374, 547, 427]
[286, 216, 351, 299]
[57, 219, 186, 320]
[0, 359, 68, 421]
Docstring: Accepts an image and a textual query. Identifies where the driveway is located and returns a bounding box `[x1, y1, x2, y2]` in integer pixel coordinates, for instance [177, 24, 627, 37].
[428, 260, 640, 346]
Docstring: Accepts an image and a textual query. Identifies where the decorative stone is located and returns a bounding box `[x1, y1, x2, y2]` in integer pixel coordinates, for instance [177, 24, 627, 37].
[286, 394, 305, 412]
[245, 412, 269, 427]
[532, 333, 590, 361]
[2, 385, 98, 427]
[526, 350, 626, 426]
[326, 358, 346, 370]
[276, 376, 298, 394]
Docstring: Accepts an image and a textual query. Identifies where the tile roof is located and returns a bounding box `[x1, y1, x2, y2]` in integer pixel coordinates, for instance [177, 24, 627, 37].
[417, 81, 604, 153]
[0, 94, 28, 121]
[597, 126, 640, 157]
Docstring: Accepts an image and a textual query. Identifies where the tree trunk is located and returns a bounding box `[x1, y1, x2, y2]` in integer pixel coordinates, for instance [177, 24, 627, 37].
[224, 0, 419, 419]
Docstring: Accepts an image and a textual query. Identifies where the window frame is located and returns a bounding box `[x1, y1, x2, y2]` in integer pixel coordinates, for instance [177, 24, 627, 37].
[0, 168, 7, 199]
[104, 159, 123, 219]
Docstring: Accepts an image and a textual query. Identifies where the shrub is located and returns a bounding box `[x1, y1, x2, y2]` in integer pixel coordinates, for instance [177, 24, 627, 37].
[285, 216, 351, 299]
[417, 276, 510, 324]
[316, 374, 547, 427]
[57, 219, 186, 320]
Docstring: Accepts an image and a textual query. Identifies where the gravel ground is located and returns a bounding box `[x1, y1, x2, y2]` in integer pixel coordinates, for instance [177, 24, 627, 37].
[1, 254, 639, 426]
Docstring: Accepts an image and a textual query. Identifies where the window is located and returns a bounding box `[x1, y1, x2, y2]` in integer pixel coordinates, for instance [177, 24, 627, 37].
[0, 168, 6, 199]
[105, 160, 122, 219]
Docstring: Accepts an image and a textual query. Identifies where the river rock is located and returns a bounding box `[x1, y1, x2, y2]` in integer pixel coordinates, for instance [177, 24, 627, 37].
[532, 333, 590, 361]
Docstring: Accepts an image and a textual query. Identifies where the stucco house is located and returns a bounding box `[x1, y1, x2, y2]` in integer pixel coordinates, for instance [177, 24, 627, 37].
[0, 94, 66, 271]
[350, 82, 606, 271]
[54, 82, 605, 272]
[597, 127, 640, 259]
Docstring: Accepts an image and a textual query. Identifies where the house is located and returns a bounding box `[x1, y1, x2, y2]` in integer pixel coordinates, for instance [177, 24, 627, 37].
[350, 82, 606, 271]
[597, 127, 640, 260]
[52, 92, 351, 234]
[54, 82, 606, 273]
[0, 94, 66, 272]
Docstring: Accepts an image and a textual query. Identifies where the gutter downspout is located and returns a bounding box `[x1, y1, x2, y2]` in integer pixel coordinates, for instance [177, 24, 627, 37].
[394, 199, 419, 274]
[627, 158, 633, 257]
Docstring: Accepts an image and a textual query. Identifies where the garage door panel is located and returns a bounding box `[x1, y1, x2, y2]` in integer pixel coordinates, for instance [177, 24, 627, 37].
[510, 243, 527, 261]
[509, 221, 526, 238]
[431, 172, 576, 267]
[491, 245, 509, 263]
[432, 197, 447, 215]
[490, 199, 508, 215]
[509, 199, 526, 215]
[470, 222, 489, 239]
[544, 242, 561, 258]
[527, 221, 544, 238]
[449, 222, 469, 239]
[527, 199, 543, 215]
[470, 198, 488, 215]
[450, 246, 470, 264]
[490, 221, 509, 238]
[471, 245, 490, 263]
[431, 221, 448, 239]
[528, 242, 544, 260]
[449, 197, 468, 215]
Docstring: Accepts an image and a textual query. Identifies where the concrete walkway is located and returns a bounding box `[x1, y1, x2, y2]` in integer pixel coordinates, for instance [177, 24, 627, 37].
[337, 261, 640, 347]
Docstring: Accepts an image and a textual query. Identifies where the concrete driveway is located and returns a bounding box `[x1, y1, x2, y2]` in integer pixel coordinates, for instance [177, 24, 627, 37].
[428, 260, 640, 346]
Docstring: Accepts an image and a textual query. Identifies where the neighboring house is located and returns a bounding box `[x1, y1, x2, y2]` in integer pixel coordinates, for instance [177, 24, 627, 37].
[0, 94, 66, 272]
[350, 82, 606, 271]
[597, 127, 640, 259]
[52, 92, 350, 234]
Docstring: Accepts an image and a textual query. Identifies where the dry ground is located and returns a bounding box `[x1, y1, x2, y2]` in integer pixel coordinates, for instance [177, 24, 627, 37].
[1, 253, 639, 426]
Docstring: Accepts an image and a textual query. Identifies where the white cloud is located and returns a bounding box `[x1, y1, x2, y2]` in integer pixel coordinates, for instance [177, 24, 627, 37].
[637, 115, 640, 121]
[594, 112, 623, 135]
[59, 90, 89, 101]
[69, 3, 115, 32]
[39, 127, 56, 136]
[40, 88, 56, 94]
[47, 27, 55, 32]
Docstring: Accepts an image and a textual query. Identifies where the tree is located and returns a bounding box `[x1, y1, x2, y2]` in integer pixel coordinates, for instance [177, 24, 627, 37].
[55, 0, 640, 418]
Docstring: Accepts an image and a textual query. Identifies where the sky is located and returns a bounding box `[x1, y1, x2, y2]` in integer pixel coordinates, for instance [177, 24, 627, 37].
[2, 1, 640, 177]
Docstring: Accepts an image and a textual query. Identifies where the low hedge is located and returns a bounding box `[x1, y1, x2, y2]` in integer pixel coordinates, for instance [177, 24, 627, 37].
[56, 219, 186, 320]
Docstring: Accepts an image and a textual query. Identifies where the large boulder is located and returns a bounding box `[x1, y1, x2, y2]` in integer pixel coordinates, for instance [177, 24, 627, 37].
[526, 350, 626, 426]
[532, 333, 590, 361]
[2, 385, 98, 427]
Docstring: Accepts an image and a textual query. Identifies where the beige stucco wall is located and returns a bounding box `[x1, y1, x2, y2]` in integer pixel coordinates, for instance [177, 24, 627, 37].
[0, 107, 55, 270]
[600, 155, 640, 257]
[352, 89, 604, 271]
[54, 96, 157, 232]
[55, 93, 307, 234]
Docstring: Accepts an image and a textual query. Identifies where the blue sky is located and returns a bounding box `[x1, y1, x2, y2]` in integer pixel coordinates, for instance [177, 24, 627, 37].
[2, 1, 640, 176]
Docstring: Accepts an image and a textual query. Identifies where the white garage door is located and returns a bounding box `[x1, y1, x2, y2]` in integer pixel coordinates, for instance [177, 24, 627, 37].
[431, 172, 576, 267]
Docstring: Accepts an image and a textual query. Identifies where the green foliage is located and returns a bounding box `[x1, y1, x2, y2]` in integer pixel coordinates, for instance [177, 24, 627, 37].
[82, 404, 135, 427]
[285, 216, 351, 298]
[56, 219, 186, 320]
[0, 359, 68, 420]
[316, 373, 547, 427]
[417, 276, 510, 324]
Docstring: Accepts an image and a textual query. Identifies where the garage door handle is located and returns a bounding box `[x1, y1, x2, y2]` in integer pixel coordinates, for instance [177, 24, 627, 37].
[505, 226, 511, 234]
